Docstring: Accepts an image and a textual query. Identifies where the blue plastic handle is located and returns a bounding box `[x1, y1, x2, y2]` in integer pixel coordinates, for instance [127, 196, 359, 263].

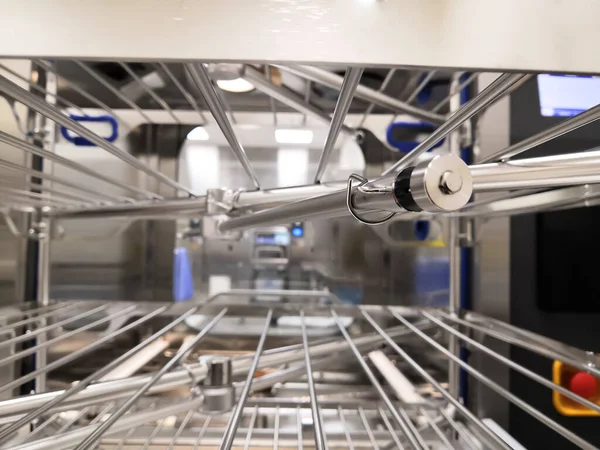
[386, 121, 445, 153]
[414, 220, 431, 241]
[61, 115, 118, 146]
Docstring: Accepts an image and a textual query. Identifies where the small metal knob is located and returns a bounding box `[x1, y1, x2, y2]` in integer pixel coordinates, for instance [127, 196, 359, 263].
[203, 356, 232, 387]
[198, 356, 235, 412]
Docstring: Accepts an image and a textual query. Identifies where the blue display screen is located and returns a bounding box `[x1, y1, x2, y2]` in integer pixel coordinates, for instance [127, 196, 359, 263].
[254, 232, 290, 245]
[537, 74, 600, 117]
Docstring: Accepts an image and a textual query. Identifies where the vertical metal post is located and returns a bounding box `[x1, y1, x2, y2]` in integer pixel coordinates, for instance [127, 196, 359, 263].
[34, 214, 51, 394]
[33, 64, 57, 394]
[448, 218, 461, 399]
[447, 73, 463, 400]
[18, 62, 51, 395]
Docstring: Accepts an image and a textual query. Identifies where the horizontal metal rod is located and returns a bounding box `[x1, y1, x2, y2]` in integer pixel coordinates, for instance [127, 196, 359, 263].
[0, 321, 424, 422]
[0, 303, 200, 444]
[0, 185, 86, 207]
[219, 150, 475, 230]
[0, 305, 137, 371]
[0, 306, 166, 396]
[0, 304, 108, 350]
[47, 182, 349, 220]
[242, 66, 353, 134]
[0, 302, 84, 335]
[449, 310, 600, 379]
[20, 404, 422, 450]
[9, 397, 207, 450]
[422, 311, 600, 415]
[99, 431, 397, 449]
[391, 310, 596, 450]
[76, 61, 153, 123]
[0, 190, 70, 209]
[482, 103, 600, 163]
[0, 198, 61, 212]
[218, 189, 353, 233]
[186, 63, 260, 189]
[0, 130, 159, 200]
[118, 62, 180, 124]
[0, 70, 192, 194]
[382, 73, 530, 175]
[0, 203, 41, 213]
[244, 357, 333, 395]
[0, 63, 86, 116]
[218, 178, 410, 233]
[314, 67, 363, 183]
[45, 196, 207, 219]
[157, 62, 206, 123]
[48, 143, 600, 221]
[471, 148, 600, 191]
[234, 181, 347, 211]
[224, 288, 340, 301]
[34, 60, 129, 129]
[245, 397, 418, 410]
[5, 413, 59, 448]
[0, 157, 127, 203]
[462, 184, 600, 219]
[279, 65, 446, 125]
[4, 180, 103, 205]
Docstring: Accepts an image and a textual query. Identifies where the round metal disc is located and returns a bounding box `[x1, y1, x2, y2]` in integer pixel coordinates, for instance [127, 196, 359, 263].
[410, 154, 473, 212]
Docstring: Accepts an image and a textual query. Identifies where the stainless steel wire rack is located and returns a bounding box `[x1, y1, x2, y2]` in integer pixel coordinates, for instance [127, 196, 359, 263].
[0, 59, 597, 224]
[1, 297, 600, 449]
[0, 2, 599, 448]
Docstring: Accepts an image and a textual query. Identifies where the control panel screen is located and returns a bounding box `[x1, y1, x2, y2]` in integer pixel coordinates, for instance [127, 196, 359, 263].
[537, 74, 600, 117]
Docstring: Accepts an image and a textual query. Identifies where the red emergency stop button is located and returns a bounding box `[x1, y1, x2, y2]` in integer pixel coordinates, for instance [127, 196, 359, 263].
[570, 372, 597, 399]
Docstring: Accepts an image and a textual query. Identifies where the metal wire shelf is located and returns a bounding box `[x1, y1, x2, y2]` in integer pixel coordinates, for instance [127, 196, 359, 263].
[0, 58, 594, 233]
[0, 296, 598, 449]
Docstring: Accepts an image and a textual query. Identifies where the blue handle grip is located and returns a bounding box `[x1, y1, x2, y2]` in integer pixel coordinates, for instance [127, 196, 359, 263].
[61, 115, 118, 146]
[386, 121, 444, 153]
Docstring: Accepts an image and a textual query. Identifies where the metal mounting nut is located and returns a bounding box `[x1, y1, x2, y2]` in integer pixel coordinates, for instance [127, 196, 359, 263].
[409, 154, 473, 212]
[439, 171, 463, 195]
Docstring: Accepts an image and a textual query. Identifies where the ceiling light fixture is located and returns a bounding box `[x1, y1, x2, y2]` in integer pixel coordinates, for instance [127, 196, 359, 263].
[275, 129, 314, 144]
[216, 78, 255, 93]
[187, 126, 210, 141]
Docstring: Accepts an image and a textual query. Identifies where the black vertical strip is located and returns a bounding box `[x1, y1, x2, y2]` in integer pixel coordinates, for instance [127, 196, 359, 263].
[20, 67, 47, 395]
